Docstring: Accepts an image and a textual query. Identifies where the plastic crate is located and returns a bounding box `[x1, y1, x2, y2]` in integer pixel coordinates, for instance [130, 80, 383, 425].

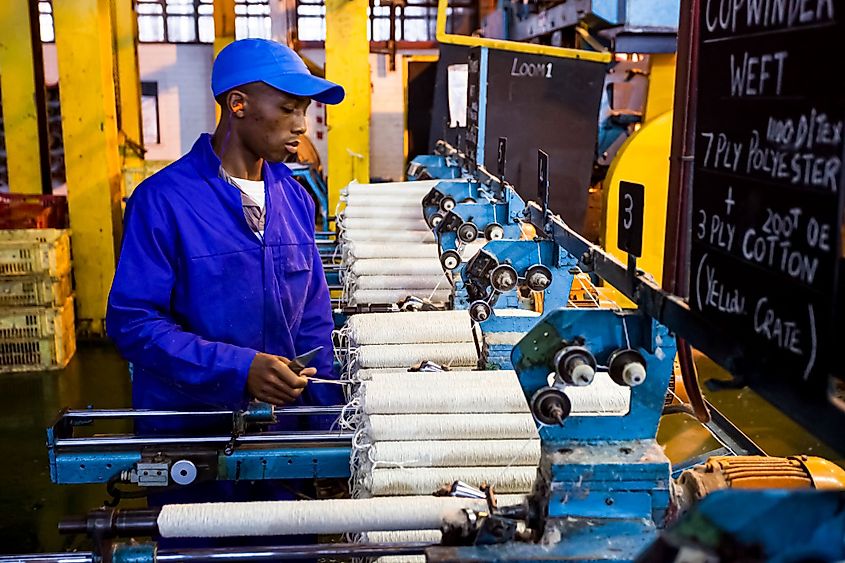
[0, 273, 72, 307]
[0, 229, 71, 276]
[0, 297, 76, 372]
[0, 193, 69, 229]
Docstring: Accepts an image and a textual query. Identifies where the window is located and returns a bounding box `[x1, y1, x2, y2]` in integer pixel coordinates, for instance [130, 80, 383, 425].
[295, 0, 476, 42]
[137, 0, 214, 43]
[38, 1, 54, 42]
[140, 82, 161, 145]
[235, 0, 272, 39]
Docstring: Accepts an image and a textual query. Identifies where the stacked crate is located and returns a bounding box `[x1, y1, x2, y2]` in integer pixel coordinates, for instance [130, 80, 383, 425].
[0, 229, 75, 372]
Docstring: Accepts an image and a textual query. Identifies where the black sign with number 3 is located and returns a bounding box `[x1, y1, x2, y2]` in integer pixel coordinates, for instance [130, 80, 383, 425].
[618, 181, 644, 258]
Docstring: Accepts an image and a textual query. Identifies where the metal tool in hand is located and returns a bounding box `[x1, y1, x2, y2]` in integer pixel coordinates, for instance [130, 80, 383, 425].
[288, 346, 346, 385]
[288, 346, 323, 374]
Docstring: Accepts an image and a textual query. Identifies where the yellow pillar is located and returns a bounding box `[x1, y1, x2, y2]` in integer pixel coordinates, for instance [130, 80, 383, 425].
[213, 0, 236, 122]
[111, 0, 145, 172]
[53, 0, 124, 337]
[325, 0, 370, 210]
[214, 0, 236, 56]
[0, 0, 50, 194]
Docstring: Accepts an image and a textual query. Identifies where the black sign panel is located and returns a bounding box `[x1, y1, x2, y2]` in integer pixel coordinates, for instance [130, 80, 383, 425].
[618, 181, 644, 257]
[497, 137, 507, 180]
[689, 2, 845, 386]
[538, 150, 549, 214]
[465, 46, 606, 229]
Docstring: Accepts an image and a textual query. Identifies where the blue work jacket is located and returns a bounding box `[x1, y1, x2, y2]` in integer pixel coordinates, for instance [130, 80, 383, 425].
[106, 134, 340, 434]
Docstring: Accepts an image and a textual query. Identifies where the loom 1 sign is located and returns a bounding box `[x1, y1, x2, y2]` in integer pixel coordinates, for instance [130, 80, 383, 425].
[690, 0, 844, 386]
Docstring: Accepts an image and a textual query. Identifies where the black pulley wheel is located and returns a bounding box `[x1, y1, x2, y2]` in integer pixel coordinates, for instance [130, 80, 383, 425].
[457, 222, 479, 243]
[440, 249, 461, 271]
[469, 300, 492, 322]
[489, 264, 518, 292]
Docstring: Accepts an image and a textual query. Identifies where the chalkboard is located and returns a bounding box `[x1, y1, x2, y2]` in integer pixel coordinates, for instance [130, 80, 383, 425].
[689, 1, 845, 387]
[465, 46, 606, 230]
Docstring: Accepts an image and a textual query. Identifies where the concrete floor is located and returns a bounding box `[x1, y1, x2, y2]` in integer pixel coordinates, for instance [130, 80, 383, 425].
[0, 345, 841, 555]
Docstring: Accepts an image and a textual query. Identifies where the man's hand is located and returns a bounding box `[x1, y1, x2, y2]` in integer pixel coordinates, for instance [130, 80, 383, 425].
[246, 353, 313, 405]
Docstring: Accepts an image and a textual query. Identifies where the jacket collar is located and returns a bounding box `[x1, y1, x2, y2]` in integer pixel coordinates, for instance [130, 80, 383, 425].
[190, 133, 292, 185]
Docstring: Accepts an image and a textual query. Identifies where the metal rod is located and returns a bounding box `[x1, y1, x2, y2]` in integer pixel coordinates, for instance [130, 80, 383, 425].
[0, 543, 435, 563]
[62, 405, 345, 419]
[56, 432, 353, 449]
[155, 542, 434, 562]
[0, 555, 94, 563]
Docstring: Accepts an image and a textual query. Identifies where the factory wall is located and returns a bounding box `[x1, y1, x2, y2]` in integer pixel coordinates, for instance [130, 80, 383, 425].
[41, 44, 435, 181]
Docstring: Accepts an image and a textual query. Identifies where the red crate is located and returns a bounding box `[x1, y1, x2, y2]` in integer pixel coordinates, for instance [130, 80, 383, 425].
[0, 194, 69, 230]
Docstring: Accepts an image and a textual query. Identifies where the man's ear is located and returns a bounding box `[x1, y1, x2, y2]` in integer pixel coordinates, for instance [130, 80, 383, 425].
[227, 90, 247, 117]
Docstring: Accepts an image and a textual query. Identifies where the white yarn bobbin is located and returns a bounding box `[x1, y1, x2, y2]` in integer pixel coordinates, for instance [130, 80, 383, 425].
[370, 370, 515, 389]
[368, 439, 541, 468]
[352, 274, 448, 291]
[342, 230, 436, 243]
[350, 288, 452, 306]
[365, 371, 519, 388]
[344, 180, 442, 195]
[343, 206, 424, 220]
[350, 259, 445, 277]
[346, 311, 472, 345]
[566, 371, 631, 415]
[346, 242, 439, 260]
[345, 192, 426, 204]
[365, 414, 538, 441]
[355, 342, 478, 370]
[341, 217, 430, 231]
[366, 466, 537, 496]
[157, 496, 497, 538]
[361, 381, 529, 414]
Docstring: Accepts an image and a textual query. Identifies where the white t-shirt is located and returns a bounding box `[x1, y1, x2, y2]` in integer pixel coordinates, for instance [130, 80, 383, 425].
[231, 177, 266, 239]
[231, 177, 266, 210]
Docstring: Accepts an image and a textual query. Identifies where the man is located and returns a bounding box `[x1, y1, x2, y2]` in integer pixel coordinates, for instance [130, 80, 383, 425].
[106, 39, 344, 480]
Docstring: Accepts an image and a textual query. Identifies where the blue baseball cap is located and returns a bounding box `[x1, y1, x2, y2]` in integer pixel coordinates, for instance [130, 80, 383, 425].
[211, 39, 345, 105]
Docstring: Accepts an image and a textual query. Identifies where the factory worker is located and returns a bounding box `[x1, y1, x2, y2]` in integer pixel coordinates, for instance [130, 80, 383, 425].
[106, 40, 344, 448]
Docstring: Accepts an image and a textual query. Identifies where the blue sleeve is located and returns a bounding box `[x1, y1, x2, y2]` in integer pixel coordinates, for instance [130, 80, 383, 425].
[106, 185, 257, 407]
[292, 188, 344, 427]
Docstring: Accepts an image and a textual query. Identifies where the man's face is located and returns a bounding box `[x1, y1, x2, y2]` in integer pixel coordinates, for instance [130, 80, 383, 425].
[230, 82, 311, 163]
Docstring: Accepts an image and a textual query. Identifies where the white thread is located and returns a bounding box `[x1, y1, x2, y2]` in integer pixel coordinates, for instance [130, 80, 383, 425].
[350, 289, 452, 306]
[342, 230, 436, 243]
[352, 274, 448, 290]
[366, 414, 538, 441]
[157, 496, 499, 538]
[566, 371, 631, 415]
[345, 180, 442, 195]
[344, 195, 426, 207]
[341, 217, 430, 231]
[347, 311, 473, 345]
[343, 206, 424, 219]
[367, 466, 536, 496]
[368, 440, 541, 468]
[351, 259, 445, 277]
[355, 342, 478, 370]
[346, 243, 440, 260]
[367, 371, 517, 386]
[361, 381, 528, 414]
